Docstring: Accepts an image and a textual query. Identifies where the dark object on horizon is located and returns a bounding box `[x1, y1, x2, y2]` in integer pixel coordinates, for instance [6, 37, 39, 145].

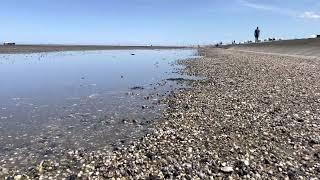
[254, 27, 260, 43]
[215, 42, 223, 48]
[3, 42, 15, 46]
[130, 86, 144, 90]
[166, 77, 186, 81]
[268, 38, 276, 41]
[317, 35, 320, 38]
[131, 53, 135, 55]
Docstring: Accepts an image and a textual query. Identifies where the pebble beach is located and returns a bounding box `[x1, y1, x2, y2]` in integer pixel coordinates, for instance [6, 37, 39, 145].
[3, 47, 320, 179]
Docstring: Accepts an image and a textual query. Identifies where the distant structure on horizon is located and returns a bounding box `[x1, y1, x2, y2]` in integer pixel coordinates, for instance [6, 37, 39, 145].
[3, 42, 16, 46]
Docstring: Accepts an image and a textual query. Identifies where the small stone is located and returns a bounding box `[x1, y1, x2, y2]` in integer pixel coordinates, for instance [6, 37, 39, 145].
[2, 168, 8, 174]
[302, 156, 311, 161]
[198, 172, 205, 178]
[77, 171, 83, 177]
[220, 166, 233, 173]
[14, 175, 22, 180]
[185, 163, 192, 169]
[242, 159, 249, 166]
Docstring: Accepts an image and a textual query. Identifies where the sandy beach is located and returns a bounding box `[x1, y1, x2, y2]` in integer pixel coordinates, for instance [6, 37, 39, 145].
[0, 45, 187, 54]
[2, 0, 319, 179]
[2, 41, 320, 179]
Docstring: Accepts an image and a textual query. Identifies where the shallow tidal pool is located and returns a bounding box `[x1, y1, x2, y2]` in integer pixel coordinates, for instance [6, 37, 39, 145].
[0, 49, 196, 169]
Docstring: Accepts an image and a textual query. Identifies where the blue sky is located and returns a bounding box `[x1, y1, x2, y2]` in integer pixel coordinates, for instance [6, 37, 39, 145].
[0, 0, 320, 45]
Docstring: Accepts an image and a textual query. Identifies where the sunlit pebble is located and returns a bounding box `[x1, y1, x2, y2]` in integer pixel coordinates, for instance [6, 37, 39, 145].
[1, 117, 7, 120]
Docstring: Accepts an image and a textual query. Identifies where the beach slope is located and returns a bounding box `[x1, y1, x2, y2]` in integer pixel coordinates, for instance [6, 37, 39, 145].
[4, 47, 320, 179]
[228, 38, 320, 57]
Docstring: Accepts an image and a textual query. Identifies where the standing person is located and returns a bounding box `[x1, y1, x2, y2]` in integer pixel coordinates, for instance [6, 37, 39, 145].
[254, 27, 260, 43]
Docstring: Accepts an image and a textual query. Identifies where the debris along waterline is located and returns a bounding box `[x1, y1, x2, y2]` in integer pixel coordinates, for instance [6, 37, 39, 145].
[0, 49, 198, 179]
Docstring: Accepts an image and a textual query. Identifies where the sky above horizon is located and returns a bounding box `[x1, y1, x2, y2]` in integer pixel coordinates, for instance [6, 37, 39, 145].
[1, 0, 320, 45]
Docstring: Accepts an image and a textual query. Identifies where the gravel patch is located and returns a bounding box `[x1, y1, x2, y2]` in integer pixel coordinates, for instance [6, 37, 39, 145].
[3, 48, 320, 179]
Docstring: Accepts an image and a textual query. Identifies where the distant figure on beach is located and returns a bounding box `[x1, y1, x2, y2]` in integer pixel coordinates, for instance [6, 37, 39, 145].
[254, 27, 260, 43]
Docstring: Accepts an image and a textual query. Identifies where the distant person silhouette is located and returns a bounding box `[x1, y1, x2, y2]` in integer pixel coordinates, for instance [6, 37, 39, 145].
[254, 27, 260, 43]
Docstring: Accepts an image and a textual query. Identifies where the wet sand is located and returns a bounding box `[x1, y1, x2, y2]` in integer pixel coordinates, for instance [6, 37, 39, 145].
[3, 46, 320, 179]
[0, 45, 188, 54]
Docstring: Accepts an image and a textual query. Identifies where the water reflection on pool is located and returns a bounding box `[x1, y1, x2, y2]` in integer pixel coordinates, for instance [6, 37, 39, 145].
[0, 49, 196, 169]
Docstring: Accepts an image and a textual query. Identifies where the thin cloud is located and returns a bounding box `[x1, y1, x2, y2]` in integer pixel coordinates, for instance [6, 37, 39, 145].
[238, 0, 276, 11]
[300, 11, 320, 19]
[238, 0, 297, 17]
